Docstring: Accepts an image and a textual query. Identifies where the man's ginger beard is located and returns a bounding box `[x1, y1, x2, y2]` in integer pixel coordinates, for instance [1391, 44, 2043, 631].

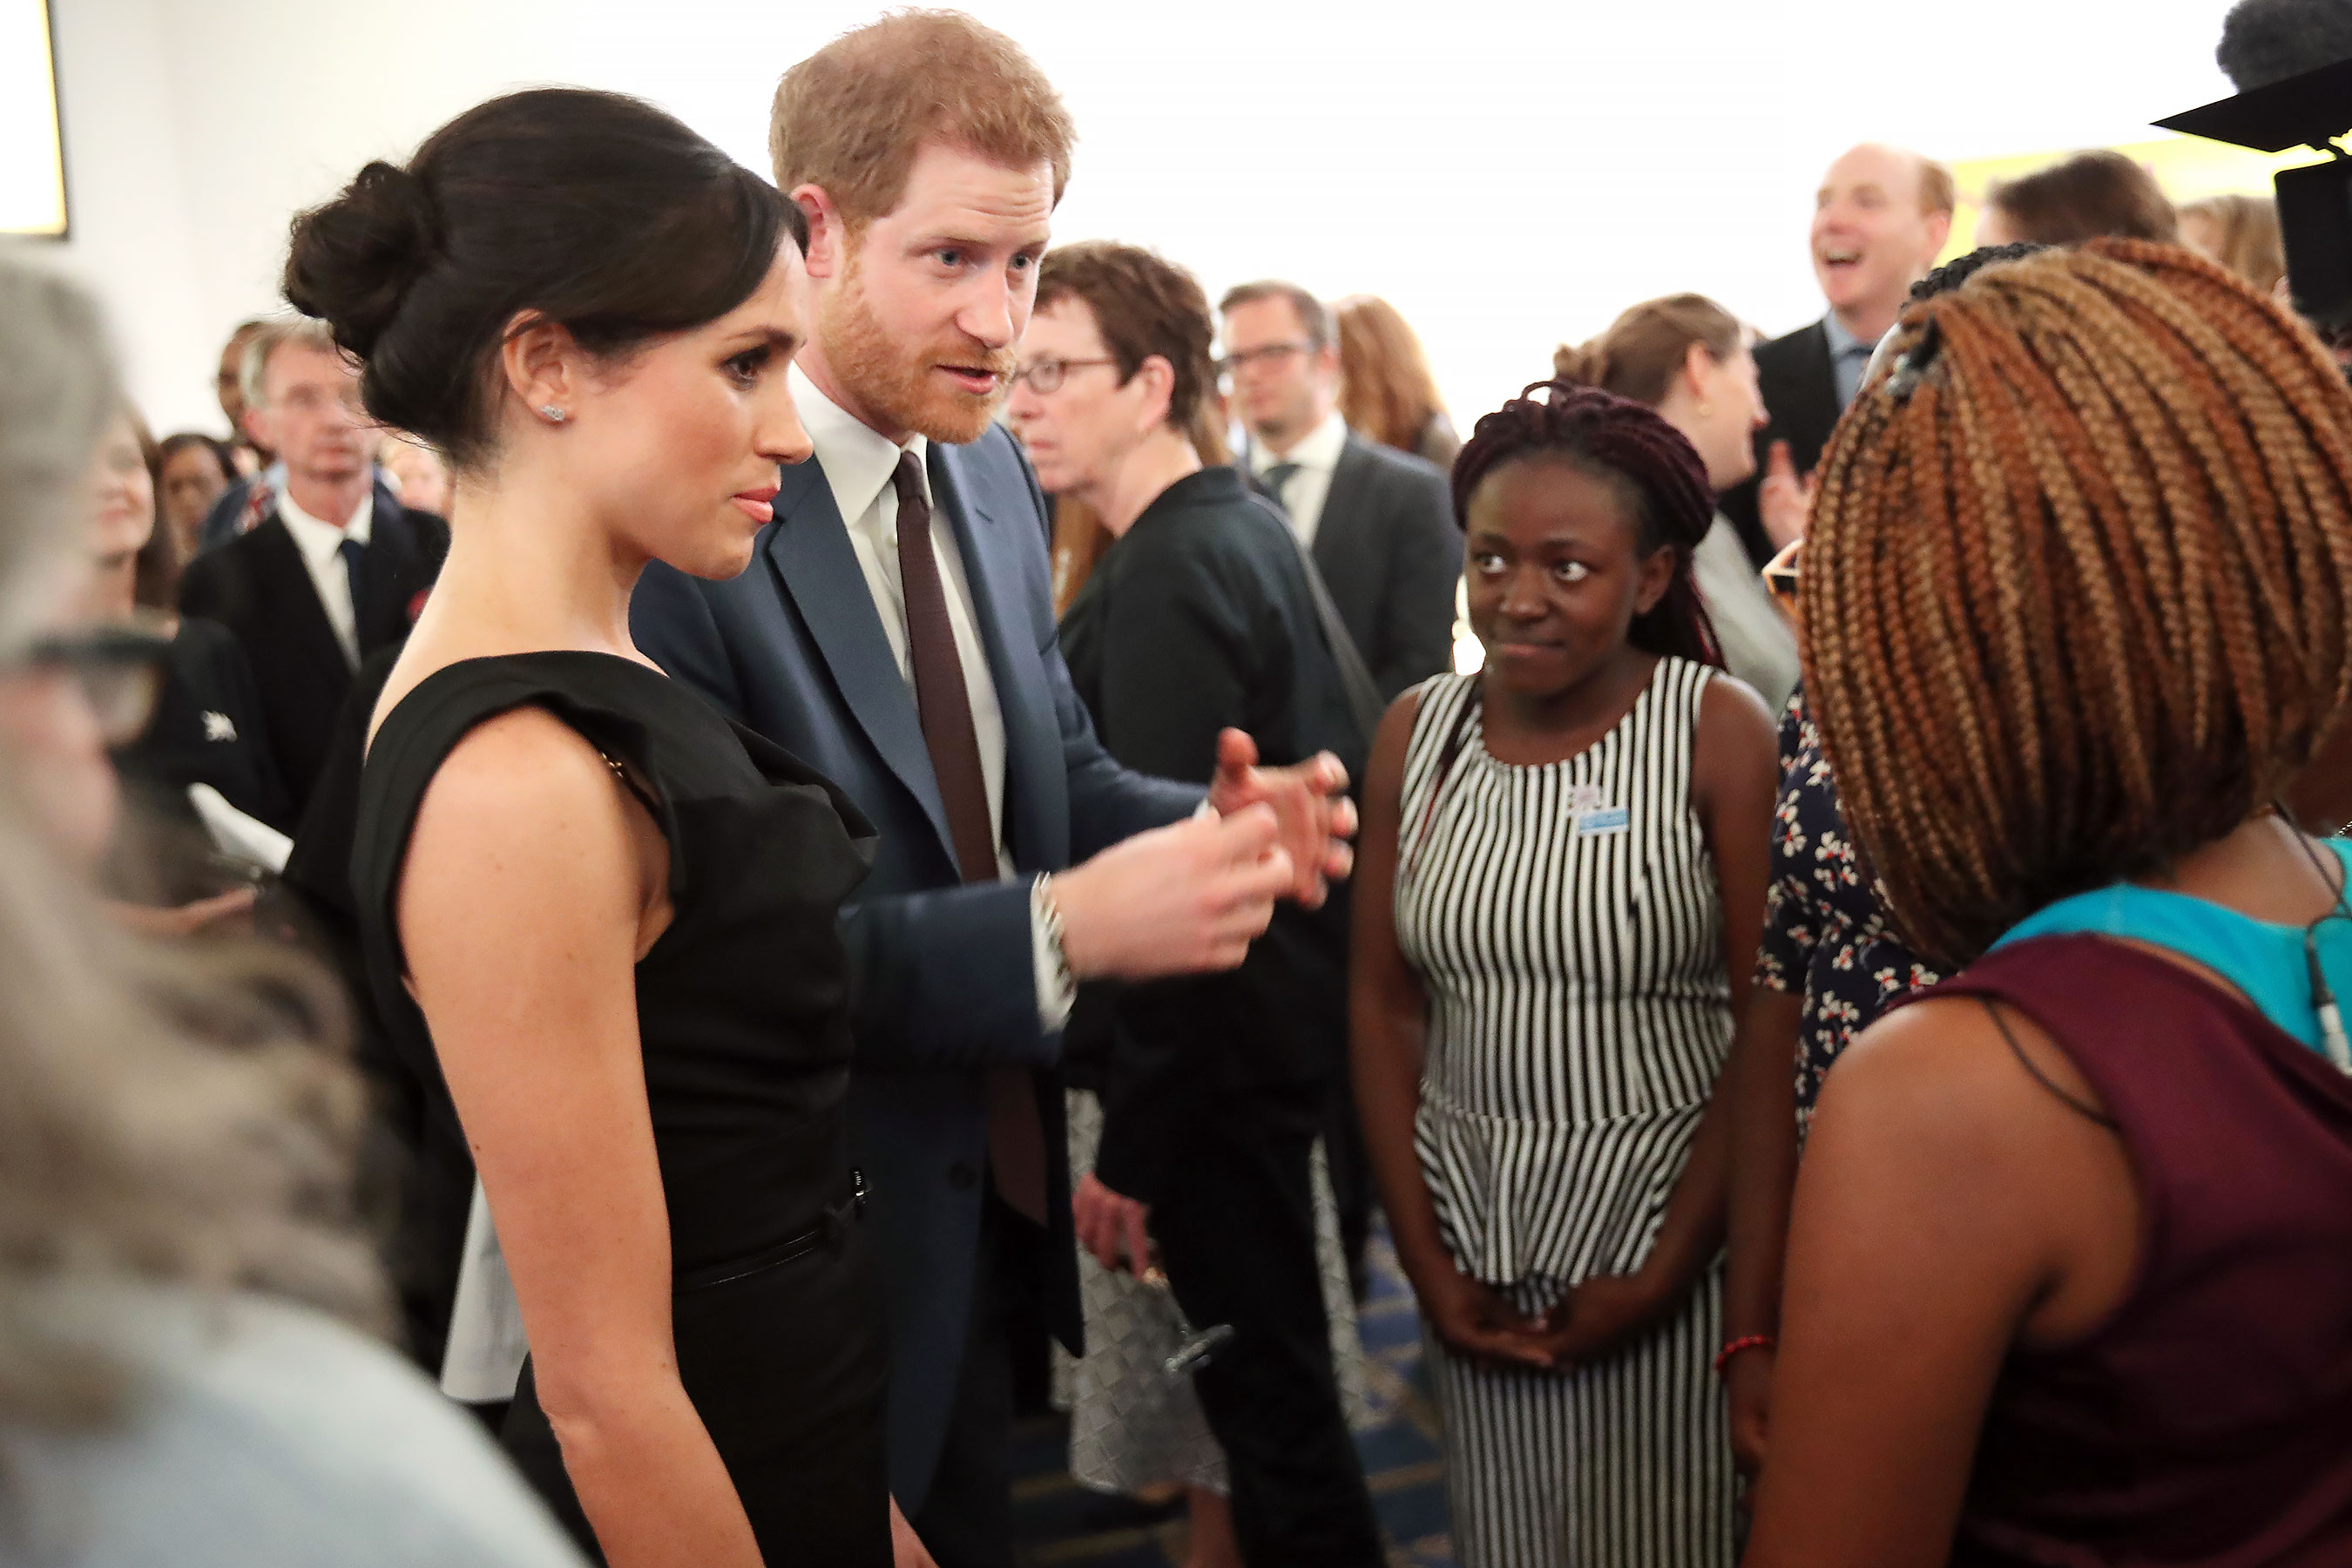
[819, 241, 1017, 446]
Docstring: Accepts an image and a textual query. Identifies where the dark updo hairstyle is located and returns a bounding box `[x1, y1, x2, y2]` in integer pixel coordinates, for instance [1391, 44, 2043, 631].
[1452, 380, 1722, 667]
[284, 88, 806, 471]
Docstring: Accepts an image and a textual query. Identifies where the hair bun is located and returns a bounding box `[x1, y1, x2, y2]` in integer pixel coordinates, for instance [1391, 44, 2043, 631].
[283, 159, 440, 362]
[1551, 339, 1605, 389]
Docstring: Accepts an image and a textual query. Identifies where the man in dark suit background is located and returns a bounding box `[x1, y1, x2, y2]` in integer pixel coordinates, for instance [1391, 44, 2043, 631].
[1218, 278, 1455, 1299]
[1720, 143, 1954, 564]
[1219, 280, 1460, 700]
[630, 17, 1355, 1567]
[179, 318, 445, 819]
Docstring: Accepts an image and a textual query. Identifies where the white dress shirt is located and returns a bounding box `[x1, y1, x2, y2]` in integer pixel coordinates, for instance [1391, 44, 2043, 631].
[792, 365, 1071, 1028]
[275, 485, 374, 667]
[1249, 409, 1349, 549]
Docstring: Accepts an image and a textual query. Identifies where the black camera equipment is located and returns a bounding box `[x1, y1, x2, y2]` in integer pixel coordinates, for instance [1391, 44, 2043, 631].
[2160, 0, 2352, 329]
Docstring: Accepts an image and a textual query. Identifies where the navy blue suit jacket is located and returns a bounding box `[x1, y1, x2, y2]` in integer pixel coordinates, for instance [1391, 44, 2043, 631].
[632, 423, 1198, 1506]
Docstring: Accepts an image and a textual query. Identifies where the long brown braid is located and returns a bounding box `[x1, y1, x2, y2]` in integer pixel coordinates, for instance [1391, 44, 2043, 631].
[1801, 239, 2352, 969]
[1453, 379, 1725, 667]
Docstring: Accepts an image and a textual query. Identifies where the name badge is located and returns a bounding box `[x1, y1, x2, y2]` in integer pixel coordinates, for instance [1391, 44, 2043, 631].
[1574, 806, 1630, 837]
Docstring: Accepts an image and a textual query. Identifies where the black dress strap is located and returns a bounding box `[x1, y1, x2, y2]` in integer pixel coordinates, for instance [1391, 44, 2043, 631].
[349, 652, 686, 983]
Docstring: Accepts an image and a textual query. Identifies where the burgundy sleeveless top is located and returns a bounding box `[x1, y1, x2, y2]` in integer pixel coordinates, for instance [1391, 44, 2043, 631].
[1925, 935, 2352, 1567]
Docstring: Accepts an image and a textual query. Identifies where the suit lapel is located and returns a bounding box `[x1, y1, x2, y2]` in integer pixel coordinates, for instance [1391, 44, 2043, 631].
[1798, 321, 1839, 452]
[765, 456, 956, 860]
[248, 517, 352, 675]
[930, 440, 1057, 871]
[1312, 434, 1375, 578]
[355, 490, 415, 649]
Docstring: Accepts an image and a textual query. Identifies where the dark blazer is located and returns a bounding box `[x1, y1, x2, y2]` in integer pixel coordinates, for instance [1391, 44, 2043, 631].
[176, 480, 446, 819]
[630, 422, 1199, 1509]
[110, 616, 292, 836]
[1296, 430, 1460, 700]
[1058, 466, 1365, 1206]
[1720, 318, 1839, 568]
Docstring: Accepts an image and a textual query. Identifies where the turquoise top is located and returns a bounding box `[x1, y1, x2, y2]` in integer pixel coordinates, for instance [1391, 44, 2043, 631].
[1992, 839, 2352, 1058]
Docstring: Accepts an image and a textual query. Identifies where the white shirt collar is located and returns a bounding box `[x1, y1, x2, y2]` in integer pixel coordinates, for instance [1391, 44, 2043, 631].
[277, 483, 374, 567]
[1254, 409, 1348, 475]
[792, 362, 929, 526]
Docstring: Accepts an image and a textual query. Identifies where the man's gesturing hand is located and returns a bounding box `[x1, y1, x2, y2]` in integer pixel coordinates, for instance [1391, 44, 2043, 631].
[1053, 804, 1293, 981]
[1205, 729, 1357, 909]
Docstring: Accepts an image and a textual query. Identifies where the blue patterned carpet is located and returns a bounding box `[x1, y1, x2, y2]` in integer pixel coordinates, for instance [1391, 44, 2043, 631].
[1010, 1230, 1456, 1566]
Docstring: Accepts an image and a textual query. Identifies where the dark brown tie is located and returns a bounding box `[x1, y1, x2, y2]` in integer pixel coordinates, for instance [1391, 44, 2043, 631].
[891, 453, 1049, 1226]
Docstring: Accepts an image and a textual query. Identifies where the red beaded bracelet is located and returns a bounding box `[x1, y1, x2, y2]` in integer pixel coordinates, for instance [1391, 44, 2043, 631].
[1713, 1335, 1777, 1376]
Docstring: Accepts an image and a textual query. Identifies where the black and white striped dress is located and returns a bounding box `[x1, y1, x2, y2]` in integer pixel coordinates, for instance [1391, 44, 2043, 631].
[1396, 661, 1734, 1568]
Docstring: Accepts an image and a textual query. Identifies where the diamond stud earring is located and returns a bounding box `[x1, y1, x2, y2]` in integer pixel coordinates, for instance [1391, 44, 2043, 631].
[539, 405, 568, 423]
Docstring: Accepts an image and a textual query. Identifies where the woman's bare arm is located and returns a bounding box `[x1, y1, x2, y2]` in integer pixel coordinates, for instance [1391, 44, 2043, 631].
[401, 709, 760, 1568]
[1350, 692, 1545, 1365]
[1743, 997, 2141, 1567]
[1722, 986, 1801, 1477]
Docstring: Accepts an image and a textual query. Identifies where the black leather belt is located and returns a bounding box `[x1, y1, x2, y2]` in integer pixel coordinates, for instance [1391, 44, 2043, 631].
[675, 1169, 866, 1294]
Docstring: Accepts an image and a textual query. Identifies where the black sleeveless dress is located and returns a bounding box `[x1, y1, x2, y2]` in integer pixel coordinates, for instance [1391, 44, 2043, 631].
[348, 652, 889, 1565]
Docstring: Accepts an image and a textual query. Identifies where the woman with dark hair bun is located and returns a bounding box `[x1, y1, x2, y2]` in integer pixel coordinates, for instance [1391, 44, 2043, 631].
[310, 89, 907, 1566]
[1350, 381, 1778, 1566]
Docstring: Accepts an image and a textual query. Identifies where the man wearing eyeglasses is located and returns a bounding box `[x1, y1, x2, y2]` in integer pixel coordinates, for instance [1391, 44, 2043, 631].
[1219, 280, 1459, 701]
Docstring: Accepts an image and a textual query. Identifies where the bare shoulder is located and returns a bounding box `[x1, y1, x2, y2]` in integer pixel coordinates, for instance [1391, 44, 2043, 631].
[1817, 995, 2112, 1179]
[1811, 989, 2138, 1341]
[1374, 683, 1429, 754]
[405, 707, 641, 882]
[1365, 683, 1436, 787]
[1692, 667, 1781, 810]
[1697, 668, 1779, 754]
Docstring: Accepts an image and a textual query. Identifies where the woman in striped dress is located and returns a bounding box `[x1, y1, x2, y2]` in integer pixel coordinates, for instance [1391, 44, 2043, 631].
[1351, 381, 1778, 1567]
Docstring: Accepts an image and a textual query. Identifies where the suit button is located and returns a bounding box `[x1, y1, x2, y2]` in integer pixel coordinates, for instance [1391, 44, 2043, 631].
[947, 1162, 978, 1192]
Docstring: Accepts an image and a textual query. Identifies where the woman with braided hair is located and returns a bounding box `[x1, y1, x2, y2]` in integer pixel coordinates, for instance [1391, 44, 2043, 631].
[1745, 240, 2352, 1565]
[1351, 380, 1778, 1566]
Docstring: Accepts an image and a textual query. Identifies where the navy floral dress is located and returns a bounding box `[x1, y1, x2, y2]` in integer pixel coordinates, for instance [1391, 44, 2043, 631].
[1754, 691, 1942, 1136]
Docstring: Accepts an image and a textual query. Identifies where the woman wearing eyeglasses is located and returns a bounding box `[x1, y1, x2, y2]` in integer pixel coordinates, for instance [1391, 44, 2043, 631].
[1007, 241, 1384, 1568]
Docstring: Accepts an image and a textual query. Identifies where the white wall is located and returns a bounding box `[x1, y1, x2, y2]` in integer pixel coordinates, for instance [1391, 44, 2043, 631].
[44, 0, 2244, 438]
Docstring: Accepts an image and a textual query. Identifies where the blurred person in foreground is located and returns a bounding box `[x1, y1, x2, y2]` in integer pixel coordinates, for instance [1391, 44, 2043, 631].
[2179, 191, 2287, 295]
[1744, 240, 2352, 1565]
[1720, 145, 1953, 564]
[1974, 149, 2178, 248]
[1220, 280, 1461, 700]
[1553, 294, 1799, 712]
[1351, 380, 1778, 1566]
[630, 18, 1355, 1564]
[1334, 295, 1460, 470]
[1010, 240, 1382, 1567]
[0, 254, 582, 1568]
